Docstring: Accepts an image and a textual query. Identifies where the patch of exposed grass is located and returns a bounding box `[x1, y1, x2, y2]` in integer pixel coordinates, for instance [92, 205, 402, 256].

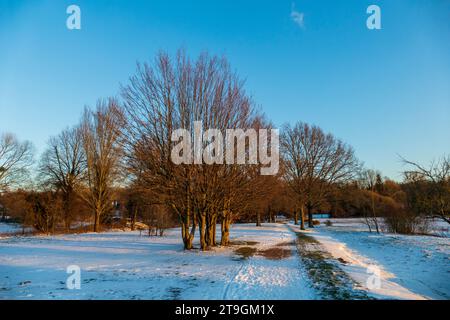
[230, 240, 259, 246]
[294, 232, 372, 300]
[234, 246, 257, 260]
[276, 241, 295, 247]
[296, 232, 318, 244]
[258, 247, 292, 260]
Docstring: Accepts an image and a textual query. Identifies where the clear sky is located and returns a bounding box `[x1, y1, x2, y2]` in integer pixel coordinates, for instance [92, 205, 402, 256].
[0, 0, 449, 180]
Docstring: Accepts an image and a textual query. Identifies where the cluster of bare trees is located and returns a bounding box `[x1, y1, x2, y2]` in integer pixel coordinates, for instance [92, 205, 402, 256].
[0, 51, 277, 243]
[402, 156, 450, 225]
[38, 126, 85, 230]
[330, 157, 450, 234]
[281, 122, 360, 229]
[1, 49, 448, 241]
[36, 100, 125, 232]
[0, 100, 123, 233]
[121, 51, 276, 249]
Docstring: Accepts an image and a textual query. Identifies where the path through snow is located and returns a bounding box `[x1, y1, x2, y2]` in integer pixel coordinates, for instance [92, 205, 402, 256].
[299, 219, 449, 300]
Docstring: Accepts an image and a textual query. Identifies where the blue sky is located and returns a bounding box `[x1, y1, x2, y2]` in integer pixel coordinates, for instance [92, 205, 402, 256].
[0, 0, 449, 179]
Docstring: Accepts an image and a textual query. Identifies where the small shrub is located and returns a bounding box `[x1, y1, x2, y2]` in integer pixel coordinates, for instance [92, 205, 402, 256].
[313, 220, 320, 226]
[384, 209, 430, 235]
[325, 220, 333, 227]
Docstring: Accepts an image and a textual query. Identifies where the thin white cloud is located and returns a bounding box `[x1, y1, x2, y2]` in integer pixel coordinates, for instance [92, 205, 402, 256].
[290, 4, 305, 29]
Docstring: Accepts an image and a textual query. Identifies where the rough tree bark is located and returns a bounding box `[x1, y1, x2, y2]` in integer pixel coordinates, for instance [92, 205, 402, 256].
[221, 212, 231, 246]
[300, 205, 306, 230]
[256, 212, 262, 227]
[307, 203, 314, 228]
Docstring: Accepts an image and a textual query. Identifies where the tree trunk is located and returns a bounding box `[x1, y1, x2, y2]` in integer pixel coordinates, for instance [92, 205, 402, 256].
[307, 204, 314, 228]
[64, 203, 71, 231]
[371, 193, 380, 234]
[183, 225, 194, 250]
[181, 212, 195, 250]
[93, 209, 101, 232]
[221, 213, 231, 246]
[199, 213, 207, 251]
[366, 216, 372, 233]
[64, 217, 71, 232]
[205, 214, 211, 247]
[256, 212, 261, 227]
[212, 217, 217, 246]
[131, 206, 138, 231]
[63, 191, 72, 232]
[188, 219, 196, 248]
[300, 206, 305, 230]
[294, 210, 298, 225]
[207, 215, 217, 247]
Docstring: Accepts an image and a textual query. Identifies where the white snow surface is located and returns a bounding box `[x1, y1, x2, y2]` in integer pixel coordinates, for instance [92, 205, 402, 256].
[1, 220, 448, 300]
[0, 223, 23, 235]
[305, 219, 450, 300]
[0, 223, 315, 300]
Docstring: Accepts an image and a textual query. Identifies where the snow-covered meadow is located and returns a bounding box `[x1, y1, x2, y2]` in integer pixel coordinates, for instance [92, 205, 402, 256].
[0, 223, 314, 300]
[304, 219, 450, 300]
[0, 220, 448, 300]
[0, 223, 23, 235]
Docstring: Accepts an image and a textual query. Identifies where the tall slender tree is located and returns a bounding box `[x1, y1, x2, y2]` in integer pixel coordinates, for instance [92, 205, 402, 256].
[80, 98, 124, 232]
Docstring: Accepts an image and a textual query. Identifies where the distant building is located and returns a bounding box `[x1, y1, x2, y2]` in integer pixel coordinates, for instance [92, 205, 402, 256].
[312, 213, 331, 219]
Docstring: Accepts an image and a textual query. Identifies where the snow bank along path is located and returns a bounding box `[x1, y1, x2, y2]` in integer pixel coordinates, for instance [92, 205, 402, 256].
[0, 223, 315, 299]
[301, 219, 450, 300]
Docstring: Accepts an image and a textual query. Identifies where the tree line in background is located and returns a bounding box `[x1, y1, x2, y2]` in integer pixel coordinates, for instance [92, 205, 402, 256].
[0, 50, 449, 248]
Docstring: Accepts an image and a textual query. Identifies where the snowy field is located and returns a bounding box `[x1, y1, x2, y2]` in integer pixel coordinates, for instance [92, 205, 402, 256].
[0, 220, 448, 300]
[0, 223, 314, 300]
[0, 223, 23, 235]
[305, 219, 450, 300]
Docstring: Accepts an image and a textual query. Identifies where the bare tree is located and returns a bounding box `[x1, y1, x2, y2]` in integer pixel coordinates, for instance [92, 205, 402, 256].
[0, 133, 34, 192]
[402, 155, 450, 224]
[39, 126, 86, 230]
[122, 50, 259, 250]
[25, 190, 62, 234]
[281, 122, 360, 228]
[359, 169, 381, 233]
[80, 99, 124, 232]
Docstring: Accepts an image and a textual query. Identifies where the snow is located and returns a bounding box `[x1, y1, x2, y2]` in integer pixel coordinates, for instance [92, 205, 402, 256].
[0, 223, 314, 300]
[1, 220, 448, 300]
[303, 219, 450, 300]
[0, 222, 23, 235]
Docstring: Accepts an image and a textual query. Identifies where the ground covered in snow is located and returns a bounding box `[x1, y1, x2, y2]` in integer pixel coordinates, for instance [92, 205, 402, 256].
[0, 220, 448, 300]
[305, 219, 450, 300]
[0, 223, 314, 300]
[0, 222, 23, 235]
